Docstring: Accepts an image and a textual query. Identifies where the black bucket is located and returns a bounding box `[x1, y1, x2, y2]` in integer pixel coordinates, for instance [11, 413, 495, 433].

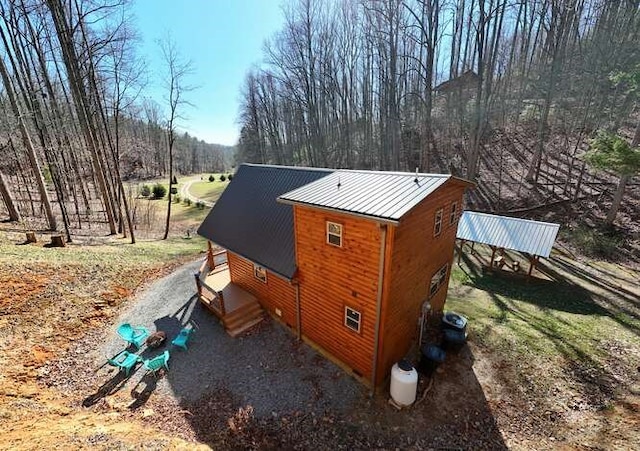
[419, 345, 446, 375]
[442, 311, 468, 332]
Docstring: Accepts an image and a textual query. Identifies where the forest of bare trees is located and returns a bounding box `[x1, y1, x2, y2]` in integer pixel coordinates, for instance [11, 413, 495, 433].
[0, 0, 229, 241]
[237, 0, 640, 230]
[2, 0, 639, 246]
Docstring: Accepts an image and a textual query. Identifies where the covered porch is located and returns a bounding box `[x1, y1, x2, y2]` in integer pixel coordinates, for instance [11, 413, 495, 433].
[195, 244, 264, 337]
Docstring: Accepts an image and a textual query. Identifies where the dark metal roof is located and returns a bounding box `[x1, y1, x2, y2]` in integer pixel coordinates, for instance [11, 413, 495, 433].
[456, 211, 559, 258]
[278, 170, 452, 223]
[197, 164, 332, 279]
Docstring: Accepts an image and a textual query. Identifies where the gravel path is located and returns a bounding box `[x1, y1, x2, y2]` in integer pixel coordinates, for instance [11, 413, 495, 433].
[179, 180, 214, 207]
[97, 259, 364, 417]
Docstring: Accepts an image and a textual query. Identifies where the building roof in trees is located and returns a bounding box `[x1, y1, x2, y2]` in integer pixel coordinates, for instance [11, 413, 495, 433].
[434, 70, 480, 93]
[197, 164, 331, 279]
[456, 211, 560, 258]
[279, 170, 470, 224]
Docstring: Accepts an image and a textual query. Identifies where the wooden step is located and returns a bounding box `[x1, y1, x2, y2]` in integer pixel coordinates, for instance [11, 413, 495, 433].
[223, 305, 264, 331]
[226, 316, 265, 338]
[222, 302, 262, 326]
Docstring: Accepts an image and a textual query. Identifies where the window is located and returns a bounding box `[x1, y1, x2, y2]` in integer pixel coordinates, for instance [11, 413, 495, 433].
[434, 208, 443, 236]
[326, 221, 343, 247]
[253, 264, 267, 283]
[450, 202, 458, 225]
[429, 264, 448, 297]
[344, 306, 361, 333]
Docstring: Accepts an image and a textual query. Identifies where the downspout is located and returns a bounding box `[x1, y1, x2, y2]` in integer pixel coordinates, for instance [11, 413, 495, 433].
[371, 224, 388, 394]
[293, 279, 301, 341]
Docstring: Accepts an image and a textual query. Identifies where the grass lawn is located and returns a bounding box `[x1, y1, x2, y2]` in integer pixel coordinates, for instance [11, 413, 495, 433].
[445, 247, 640, 448]
[169, 199, 210, 224]
[188, 179, 229, 203]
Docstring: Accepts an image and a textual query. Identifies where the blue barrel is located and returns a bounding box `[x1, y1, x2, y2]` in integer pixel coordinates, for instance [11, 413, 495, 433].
[442, 328, 468, 349]
[419, 345, 446, 374]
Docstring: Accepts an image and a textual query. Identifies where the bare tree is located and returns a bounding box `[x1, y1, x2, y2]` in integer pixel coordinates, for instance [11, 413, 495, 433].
[0, 45, 57, 230]
[159, 35, 194, 240]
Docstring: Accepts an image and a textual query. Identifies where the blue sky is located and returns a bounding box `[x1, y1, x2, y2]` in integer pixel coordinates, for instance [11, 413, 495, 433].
[132, 0, 285, 146]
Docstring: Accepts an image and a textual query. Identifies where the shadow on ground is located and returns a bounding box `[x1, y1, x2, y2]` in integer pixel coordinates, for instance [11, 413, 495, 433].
[455, 249, 638, 438]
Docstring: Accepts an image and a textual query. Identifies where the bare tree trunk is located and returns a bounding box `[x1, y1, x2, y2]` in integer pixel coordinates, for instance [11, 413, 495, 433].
[0, 53, 57, 230]
[46, 0, 117, 235]
[0, 171, 20, 221]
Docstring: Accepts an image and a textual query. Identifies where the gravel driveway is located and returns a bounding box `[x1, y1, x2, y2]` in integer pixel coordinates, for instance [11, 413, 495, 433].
[99, 259, 364, 417]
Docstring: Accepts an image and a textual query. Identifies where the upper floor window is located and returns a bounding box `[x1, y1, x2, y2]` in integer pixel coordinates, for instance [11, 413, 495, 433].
[327, 221, 343, 247]
[450, 202, 458, 225]
[429, 264, 448, 297]
[253, 264, 267, 283]
[434, 208, 443, 236]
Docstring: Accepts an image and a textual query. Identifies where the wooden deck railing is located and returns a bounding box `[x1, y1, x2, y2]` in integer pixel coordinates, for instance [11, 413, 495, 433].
[195, 271, 226, 317]
[211, 249, 228, 270]
[195, 244, 229, 318]
[207, 242, 228, 272]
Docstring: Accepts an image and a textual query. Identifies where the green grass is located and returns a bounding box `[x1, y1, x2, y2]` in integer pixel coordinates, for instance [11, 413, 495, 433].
[189, 179, 228, 202]
[448, 260, 638, 359]
[445, 253, 640, 414]
[170, 199, 210, 223]
[0, 233, 206, 266]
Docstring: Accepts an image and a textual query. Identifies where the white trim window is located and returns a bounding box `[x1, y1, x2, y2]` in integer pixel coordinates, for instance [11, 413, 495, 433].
[253, 264, 267, 283]
[326, 221, 343, 247]
[344, 306, 361, 333]
[450, 202, 458, 225]
[429, 264, 448, 297]
[434, 208, 443, 236]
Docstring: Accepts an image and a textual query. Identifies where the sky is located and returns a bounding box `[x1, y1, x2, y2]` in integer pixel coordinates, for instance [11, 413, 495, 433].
[131, 0, 286, 146]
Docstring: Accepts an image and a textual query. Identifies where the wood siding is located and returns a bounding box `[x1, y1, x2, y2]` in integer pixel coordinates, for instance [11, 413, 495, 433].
[228, 252, 297, 329]
[294, 205, 381, 379]
[376, 181, 467, 383]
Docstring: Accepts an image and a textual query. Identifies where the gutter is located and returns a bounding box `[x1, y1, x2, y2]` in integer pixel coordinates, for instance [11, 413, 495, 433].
[371, 224, 388, 393]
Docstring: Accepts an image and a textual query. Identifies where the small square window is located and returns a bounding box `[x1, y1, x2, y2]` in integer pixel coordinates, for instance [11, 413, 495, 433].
[434, 208, 443, 236]
[327, 221, 342, 247]
[450, 202, 458, 225]
[344, 306, 361, 333]
[429, 264, 448, 297]
[253, 264, 267, 283]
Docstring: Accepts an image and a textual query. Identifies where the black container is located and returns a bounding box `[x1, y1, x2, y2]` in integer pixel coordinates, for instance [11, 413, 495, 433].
[442, 327, 468, 351]
[442, 311, 468, 332]
[419, 344, 446, 374]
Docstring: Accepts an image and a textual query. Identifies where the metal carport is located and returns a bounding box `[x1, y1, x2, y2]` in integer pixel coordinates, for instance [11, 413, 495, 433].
[456, 211, 560, 276]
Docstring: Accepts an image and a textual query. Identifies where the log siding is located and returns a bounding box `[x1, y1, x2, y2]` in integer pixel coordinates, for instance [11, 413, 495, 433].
[376, 181, 467, 383]
[228, 252, 297, 329]
[294, 205, 381, 379]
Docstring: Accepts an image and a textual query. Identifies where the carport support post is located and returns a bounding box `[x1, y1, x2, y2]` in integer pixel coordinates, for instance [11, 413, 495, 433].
[458, 239, 465, 264]
[528, 255, 539, 277]
[490, 246, 497, 266]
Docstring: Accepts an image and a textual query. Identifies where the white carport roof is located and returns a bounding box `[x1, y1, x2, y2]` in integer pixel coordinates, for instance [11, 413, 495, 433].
[456, 211, 560, 258]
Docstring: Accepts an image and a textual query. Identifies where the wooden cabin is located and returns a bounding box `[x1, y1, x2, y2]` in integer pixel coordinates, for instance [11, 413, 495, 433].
[197, 164, 473, 387]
